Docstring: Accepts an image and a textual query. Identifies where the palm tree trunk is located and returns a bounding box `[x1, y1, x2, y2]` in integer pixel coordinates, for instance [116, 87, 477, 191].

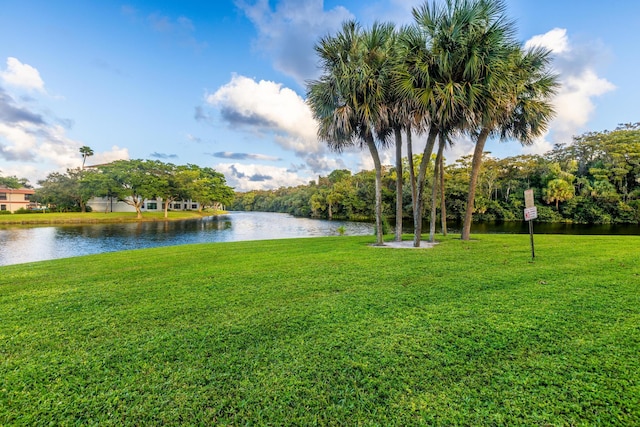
[394, 126, 403, 242]
[406, 124, 416, 217]
[429, 134, 445, 242]
[365, 133, 384, 245]
[413, 127, 438, 247]
[461, 127, 490, 240]
[440, 151, 447, 236]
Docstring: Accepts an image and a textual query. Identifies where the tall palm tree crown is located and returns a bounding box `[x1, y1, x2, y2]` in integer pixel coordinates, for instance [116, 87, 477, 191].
[79, 146, 94, 170]
[308, 21, 396, 148]
[392, 0, 516, 245]
[307, 20, 396, 244]
[460, 32, 558, 240]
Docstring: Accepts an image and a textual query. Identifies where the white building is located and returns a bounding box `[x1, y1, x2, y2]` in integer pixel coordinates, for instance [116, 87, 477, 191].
[87, 197, 201, 213]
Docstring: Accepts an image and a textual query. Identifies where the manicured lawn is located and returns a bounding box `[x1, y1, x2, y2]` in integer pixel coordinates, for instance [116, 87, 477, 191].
[0, 211, 216, 225]
[1, 234, 639, 425]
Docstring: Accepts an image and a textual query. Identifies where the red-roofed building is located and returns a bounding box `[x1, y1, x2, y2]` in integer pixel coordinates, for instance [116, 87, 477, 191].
[0, 187, 36, 213]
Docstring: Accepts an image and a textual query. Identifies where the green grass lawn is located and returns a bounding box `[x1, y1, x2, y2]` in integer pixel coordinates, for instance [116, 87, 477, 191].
[0, 210, 216, 225]
[1, 234, 639, 425]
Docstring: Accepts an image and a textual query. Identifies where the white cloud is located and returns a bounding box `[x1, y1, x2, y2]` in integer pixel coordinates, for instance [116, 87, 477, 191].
[444, 135, 475, 163]
[521, 136, 553, 156]
[0, 73, 129, 185]
[91, 146, 130, 166]
[524, 28, 615, 146]
[0, 115, 129, 183]
[0, 57, 45, 92]
[236, 0, 353, 86]
[215, 162, 309, 191]
[524, 27, 570, 54]
[551, 69, 616, 142]
[0, 122, 39, 161]
[207, 74, 319, 155]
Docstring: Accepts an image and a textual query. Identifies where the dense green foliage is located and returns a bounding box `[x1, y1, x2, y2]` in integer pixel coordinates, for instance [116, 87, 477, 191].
[1, 234, 639, 424]
[232, 125, 640, 224]
[32, 160, 233, 216]
[0, 175, 31, 189]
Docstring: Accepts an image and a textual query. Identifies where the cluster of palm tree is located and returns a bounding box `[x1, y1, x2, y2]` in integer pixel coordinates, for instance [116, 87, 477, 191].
[306, 0, 558, 245]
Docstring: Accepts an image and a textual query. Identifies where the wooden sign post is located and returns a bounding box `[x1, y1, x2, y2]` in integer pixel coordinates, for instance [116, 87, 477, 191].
[524, 189, 536, 260]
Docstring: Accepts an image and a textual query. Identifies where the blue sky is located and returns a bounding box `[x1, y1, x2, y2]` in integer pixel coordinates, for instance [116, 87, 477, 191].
[0, 0, 637, 191]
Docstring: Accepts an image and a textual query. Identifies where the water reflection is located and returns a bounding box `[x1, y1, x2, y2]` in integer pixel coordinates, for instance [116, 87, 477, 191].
[0, 212, 373, 266]
[2, 212, 639, 267]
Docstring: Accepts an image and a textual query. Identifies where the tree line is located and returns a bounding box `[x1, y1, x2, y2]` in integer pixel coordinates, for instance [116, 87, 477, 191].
[14, 159, 234, 219]
[232, 124, 640, 227]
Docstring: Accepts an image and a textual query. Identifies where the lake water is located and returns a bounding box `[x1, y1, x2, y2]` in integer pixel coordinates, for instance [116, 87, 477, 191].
[2, 212, 639, 266]
[0, 211, 374, 266]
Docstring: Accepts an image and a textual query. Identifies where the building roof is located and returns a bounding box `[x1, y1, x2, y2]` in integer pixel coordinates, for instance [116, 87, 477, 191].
[0, 187, 35, 194]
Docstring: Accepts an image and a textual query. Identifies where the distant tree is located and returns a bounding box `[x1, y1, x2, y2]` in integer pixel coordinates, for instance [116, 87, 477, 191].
[97, 159, 164, 219]
[0, 175, 31, 189]
[36, 168, 93, 212]
[182, 165, 234, 212]
[149, 162, 190, 218]
[81, 168, 119, 213]
[543, 178, 574, 210]
[79, 146, 94, 169]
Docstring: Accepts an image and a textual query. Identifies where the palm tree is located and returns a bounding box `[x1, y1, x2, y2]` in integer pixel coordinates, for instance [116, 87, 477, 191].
[394, 21, 438, 247]
[396, 0, 509, 246]
[307, 21, 396, 245]
[79, 146, 94, 169]
[387, 73, 415, 242]
[389, 25, 432, 243]
[544, 178, 574, 209]
[461, 44, 558, 240]
[429, 132, 449, 242]
[439, 148, 448, 236]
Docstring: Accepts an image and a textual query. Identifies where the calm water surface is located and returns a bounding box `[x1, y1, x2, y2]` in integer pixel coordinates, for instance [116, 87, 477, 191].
[0, 211, 373, 266]
[2, 212, 639, 266]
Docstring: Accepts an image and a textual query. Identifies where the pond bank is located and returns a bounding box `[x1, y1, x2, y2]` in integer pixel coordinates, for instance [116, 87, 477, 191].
[0, 210, 218, 225]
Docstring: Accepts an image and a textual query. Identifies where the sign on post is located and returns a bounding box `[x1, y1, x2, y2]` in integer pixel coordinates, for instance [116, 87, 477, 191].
[524, 189, 535, 208]
[524, 189, 536, 260]
[524, 206, 538, 221]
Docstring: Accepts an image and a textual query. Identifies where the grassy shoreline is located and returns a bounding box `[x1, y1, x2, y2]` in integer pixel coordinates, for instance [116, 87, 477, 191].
[0, 210, 222, 225]
[1, 234, 639, 425]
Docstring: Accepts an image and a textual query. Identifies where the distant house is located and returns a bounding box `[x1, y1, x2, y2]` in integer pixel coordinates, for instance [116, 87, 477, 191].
[87, 196, 201, 213]
[0, 187, 36, 213]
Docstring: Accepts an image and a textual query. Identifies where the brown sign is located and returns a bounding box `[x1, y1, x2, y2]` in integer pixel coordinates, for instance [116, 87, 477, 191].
[524, 189, 535, 208]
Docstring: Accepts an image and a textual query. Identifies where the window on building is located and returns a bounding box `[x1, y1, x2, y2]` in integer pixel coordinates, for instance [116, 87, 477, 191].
[0, 193, 6, 201]
[0, 205, 6, 211]
[191, 204, 198, 209]
[147, 202, 158, 210]
[24, 194, 32, 201]
[173, 203, 181, 209]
